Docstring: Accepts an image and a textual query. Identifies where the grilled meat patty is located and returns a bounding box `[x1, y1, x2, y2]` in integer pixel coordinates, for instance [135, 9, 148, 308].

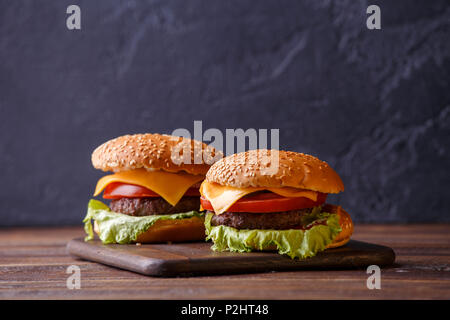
[209, 208, 315, 230]
[110, 196, 200, 216]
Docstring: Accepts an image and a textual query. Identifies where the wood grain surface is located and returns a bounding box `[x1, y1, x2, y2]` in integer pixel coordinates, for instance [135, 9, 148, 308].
[0, 224, 449, 299]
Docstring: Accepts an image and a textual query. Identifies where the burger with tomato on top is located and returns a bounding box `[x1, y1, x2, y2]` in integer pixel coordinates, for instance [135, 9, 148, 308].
[200, 150, 353, 259]
[83, 133, 221, 244]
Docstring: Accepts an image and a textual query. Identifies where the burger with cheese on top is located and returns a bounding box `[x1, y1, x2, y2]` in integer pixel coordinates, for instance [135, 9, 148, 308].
[200, 150, 353, 259]
[83, 133, 221, 244]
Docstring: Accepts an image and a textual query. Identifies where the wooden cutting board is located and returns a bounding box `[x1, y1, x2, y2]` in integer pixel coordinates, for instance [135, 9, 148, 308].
[66, 238, 395, 277]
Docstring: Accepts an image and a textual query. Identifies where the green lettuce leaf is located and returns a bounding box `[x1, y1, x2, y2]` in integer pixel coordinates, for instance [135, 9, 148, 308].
[204, 208, 341, 259]
[83, 199, 205, 244]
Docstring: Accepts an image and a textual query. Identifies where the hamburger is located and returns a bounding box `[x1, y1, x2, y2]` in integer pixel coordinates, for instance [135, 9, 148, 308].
[83, 133, 221, 244]
[200, 150, 353, 259]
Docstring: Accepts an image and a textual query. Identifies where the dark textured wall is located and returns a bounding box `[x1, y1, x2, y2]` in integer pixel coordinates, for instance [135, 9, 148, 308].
[0, 1, 449, 226]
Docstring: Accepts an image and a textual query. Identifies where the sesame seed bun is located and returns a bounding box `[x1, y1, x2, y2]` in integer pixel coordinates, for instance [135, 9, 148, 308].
[205, 149, 344, 193]
[93, 216, 206, 243]
[92, 133, 222, 175]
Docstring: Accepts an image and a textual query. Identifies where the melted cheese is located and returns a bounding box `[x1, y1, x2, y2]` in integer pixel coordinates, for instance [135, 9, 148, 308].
[200, 181, 319, 214]
[94, 169, 204, 206]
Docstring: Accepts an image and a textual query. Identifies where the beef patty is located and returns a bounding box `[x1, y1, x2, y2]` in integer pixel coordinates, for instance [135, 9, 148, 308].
[110, 197, 200, 216]
[209, 208, 315, 230]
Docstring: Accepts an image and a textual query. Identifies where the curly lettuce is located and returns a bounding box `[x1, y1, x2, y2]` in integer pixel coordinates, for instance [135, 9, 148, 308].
[204, 208, 341, 259]
[83, 199, 204, 244]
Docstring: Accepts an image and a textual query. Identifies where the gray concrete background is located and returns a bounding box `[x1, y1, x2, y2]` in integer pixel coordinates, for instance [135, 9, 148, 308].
[0, 0, 449, 226]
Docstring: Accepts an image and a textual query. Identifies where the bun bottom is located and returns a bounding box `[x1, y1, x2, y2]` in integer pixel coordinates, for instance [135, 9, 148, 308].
[323, 204, 353, 249]
[94, 216, 205, 243]
[326, 237, 351, 249]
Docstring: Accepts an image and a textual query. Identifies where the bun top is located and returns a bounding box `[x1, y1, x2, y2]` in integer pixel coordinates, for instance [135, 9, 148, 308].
[92, 133, 222, 176]
[205, 149, 344, 193]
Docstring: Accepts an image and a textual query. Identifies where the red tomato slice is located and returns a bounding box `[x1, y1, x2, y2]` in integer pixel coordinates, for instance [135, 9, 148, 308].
[102, 182, 200, 199]
[200, 192, 327, 213]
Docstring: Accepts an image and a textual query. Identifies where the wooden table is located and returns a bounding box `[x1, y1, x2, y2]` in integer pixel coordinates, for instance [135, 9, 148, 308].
[0, 225, 449, 299]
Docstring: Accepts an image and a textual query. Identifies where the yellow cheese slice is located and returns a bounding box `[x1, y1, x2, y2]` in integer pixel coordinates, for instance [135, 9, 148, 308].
[200, 181, 318, 214]
[94, 169, 204, 206]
